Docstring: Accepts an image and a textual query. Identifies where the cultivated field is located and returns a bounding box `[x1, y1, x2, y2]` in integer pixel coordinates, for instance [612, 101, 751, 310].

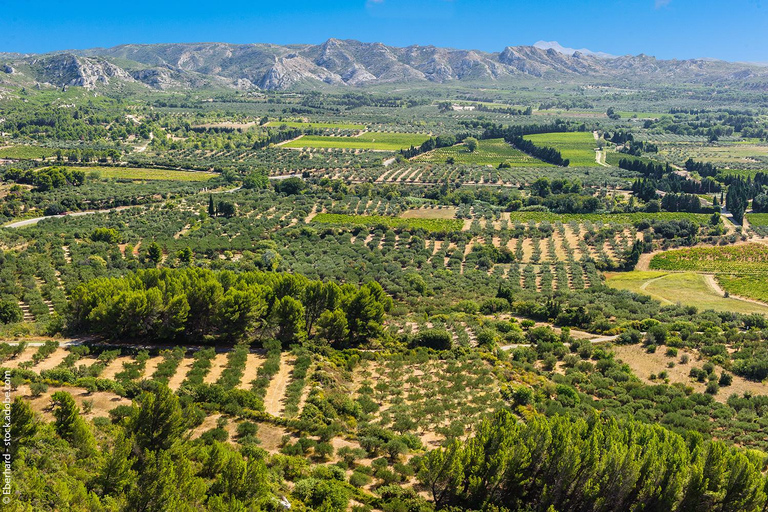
[412, 138, 549, 167]
[0, 145, 58, 159]
[281, 132, 431, 151]
[524, 131, 599, 166]
[265, 120, 367, 130]
[63, 166, 217, 181]
[311, 213, 464, 232]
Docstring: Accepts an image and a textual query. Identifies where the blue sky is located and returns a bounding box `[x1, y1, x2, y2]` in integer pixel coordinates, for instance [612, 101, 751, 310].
[1, 0, 766, 62]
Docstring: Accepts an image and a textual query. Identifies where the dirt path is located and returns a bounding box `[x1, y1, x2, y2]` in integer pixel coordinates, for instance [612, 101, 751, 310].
[203, 353, 229, 384]
[134, 132, 153, 153]
[168, 357, 194, 391]
[275, 134, 304, 147]
[264, 354, 295, 417]
[635, 251, 661, 272]
[595, 150, 610, 167]
[237, 352, 265, 390]
[722, 214, 738, 235]
[5, 205, 135, 229]
[142, 356, 164, 380]
[101, 356, 133, 380]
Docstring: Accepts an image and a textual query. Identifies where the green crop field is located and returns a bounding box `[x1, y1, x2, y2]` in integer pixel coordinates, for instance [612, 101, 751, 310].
[281, 132, 430, 151]
[0, 145, 58, 159]
[61, 166, 217, 181]
[265, 121, 367, 130]
[413, 138, 550, 167]
[524, 132, 599, 167]
[604, 151, 657, 167]
[311, 213, 463, 232]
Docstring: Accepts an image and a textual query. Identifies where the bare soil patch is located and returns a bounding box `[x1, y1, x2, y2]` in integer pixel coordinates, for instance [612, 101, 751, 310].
[203, 352, 230, 384]
[168, 357, 194, 391]
[18, 384, 132, 421]
[400, 206, 457, 220]
[238, 352, 265, 390]
[612, 344, 768, 403]
[264, 354, 295, 417]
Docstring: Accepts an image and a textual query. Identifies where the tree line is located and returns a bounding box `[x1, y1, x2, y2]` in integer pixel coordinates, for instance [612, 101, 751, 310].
[399, 134, 471, 159]
[418, 410, 767, 511]
[507, 135, 569, 166]
[68, 268, 392, 346]
[618, 158, 672, 179]
[2, 166, 87, 191]
[480, 122, 579, 167]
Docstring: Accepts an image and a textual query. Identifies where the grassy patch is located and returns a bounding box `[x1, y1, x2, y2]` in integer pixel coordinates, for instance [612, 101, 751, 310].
[413, 138, 549, 167]
[606, 271, 768, 315]
[312, 213, 463, 232]
[282, 132, 430, 151]
[524, 132, 598, 167]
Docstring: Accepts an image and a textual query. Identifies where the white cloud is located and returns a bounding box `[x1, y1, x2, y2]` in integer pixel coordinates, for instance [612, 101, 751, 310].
[655, 0, 672, 8]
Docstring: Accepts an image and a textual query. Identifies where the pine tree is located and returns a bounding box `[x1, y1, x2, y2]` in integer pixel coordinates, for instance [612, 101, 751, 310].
[95, 431, 136, 495]
[130, 385, 186, 453]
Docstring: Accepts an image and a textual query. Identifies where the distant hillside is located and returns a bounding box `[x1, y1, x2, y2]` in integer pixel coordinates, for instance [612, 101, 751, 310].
[1, 38, 767, 92]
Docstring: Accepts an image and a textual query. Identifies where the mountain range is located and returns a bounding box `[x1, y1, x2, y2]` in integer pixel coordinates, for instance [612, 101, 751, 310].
[1, 38, 766, 92]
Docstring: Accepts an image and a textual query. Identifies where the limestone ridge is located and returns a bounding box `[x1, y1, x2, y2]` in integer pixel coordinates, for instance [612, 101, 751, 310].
[2, 39, 767, 91]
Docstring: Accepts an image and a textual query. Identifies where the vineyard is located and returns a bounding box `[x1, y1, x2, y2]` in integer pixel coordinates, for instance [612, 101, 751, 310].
[61, 166, 217, 181]
[311, 213, 464, 232]
[650, 244, 768, 303]
[0, 145, 59, 159]
[650, 244, 768, 274]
